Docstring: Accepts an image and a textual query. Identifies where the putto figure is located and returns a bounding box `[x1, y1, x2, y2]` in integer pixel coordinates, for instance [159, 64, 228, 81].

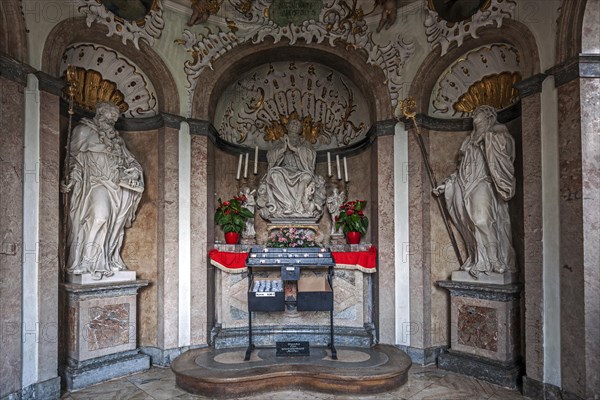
[434, 105, 516, 278]
[326, 188, 346, 235]
[256, 118, 326, 220]
[61, 102, 144, 280]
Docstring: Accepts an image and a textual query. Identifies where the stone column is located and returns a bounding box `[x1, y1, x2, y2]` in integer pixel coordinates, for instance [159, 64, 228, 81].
[551, 55, 600, 399]
[371, 120, 395, 345]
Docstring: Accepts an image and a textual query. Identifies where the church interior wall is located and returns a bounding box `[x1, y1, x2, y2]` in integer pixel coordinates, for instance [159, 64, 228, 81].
[1, 0, 599, 398]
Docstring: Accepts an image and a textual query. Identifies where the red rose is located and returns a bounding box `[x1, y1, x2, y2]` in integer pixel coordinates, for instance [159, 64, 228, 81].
[358, 211, 364, 216]
[335, 215, 339, 222]
[223, 201, 230, 206]
[225, 209, 231, 215]
[346, 210, 354, 216]
[234, 210, 239, 214]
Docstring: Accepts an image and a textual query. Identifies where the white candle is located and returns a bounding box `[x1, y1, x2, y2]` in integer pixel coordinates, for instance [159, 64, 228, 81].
[254, 146, 258, 175]
[344, 156, 349, 182]
[236, 153, 243, 180]
[336, 154, 341, 180]
[244, 152, 249, 178]
[327, 152, 332, 177]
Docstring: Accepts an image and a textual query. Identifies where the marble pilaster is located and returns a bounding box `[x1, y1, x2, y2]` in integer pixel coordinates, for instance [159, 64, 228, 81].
[190, 134, 210, 345]
[371, 134, 395, 344]
[37, 90, 60, 384]
[518, 88, 544, 383]
[407, 125, 430, 350]
[157, 126, 180, 351]
[557, 79, 586, 398]
[0, 76, 24, 398]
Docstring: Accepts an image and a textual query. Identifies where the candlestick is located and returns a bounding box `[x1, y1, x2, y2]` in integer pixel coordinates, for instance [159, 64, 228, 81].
[344, 156, 349, 182]
[244, 152, 249, 178]
[336, 154, 341, 180]
[327, 152, 332, 177]
[254, 146, 258, 174]
[236, 153, 243, 180]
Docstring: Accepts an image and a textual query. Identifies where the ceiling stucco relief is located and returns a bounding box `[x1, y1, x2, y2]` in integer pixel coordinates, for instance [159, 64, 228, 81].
[214, 61, 370, 150]
[431, 43, 521, 117]
[425, 0, 516, 55]
[175, 0, 415, 116]
[75, 0, 165, 49]
[61, 43, 159, 118]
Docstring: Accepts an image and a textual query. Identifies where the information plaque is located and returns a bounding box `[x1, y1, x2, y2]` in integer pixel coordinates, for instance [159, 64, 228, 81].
[276, 341, 310, 357]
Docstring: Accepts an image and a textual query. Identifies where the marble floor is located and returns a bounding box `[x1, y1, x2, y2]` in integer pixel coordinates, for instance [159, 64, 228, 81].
[61, 365, 530, 400]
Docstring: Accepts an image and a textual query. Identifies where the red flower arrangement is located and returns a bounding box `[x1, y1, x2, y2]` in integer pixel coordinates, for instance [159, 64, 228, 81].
[214, 195, 254, 234]
[335, 200, 369, 235]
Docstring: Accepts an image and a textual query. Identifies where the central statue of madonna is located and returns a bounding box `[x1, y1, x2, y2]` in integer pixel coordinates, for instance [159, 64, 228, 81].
[256, 118, 326, 221]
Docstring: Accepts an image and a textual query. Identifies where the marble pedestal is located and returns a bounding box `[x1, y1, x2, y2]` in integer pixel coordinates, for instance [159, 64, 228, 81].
[60, 279, 150, 390]
[437, 280, 523, 388]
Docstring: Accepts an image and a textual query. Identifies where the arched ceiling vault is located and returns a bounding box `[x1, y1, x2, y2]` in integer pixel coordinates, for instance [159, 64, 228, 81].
[191, 39, 393, 124]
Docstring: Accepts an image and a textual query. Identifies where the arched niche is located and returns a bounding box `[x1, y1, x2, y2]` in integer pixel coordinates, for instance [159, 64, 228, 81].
[555, 0, 588, 63]
[409, 19, 540, 113]
[190, 38, 392, 124]
[0, 0, 28, 63]
[41, 17, 179, 115]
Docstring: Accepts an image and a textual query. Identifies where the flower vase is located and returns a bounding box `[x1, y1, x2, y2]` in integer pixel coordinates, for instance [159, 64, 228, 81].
[224, 232, 240, 244]
[346, 231, 361, 245]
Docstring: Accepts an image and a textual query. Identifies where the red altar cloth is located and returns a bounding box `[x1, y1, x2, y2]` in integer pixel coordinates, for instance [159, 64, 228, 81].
[209, 246, 377, 273]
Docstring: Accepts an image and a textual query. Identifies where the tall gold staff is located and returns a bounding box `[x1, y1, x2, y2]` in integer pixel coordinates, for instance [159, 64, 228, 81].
[60, 65, 78, 282]
[398, 97, 464, 266]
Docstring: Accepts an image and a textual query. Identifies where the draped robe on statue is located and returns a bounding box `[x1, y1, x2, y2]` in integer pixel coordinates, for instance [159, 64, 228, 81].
[257, 133, 325, 219]
[66, 118, 144, 279]
[443, 124, 516, 277]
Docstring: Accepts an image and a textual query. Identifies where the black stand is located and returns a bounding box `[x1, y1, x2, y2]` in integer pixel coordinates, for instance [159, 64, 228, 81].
[244, 247, 337, 361]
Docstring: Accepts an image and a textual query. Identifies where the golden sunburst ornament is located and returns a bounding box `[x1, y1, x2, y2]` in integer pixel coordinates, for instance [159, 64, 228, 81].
[453, 72, 521, 115]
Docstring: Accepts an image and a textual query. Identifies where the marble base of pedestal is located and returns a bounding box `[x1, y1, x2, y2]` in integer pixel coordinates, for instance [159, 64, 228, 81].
[437, 280, 523, 388]
[61, 279, 150, 390]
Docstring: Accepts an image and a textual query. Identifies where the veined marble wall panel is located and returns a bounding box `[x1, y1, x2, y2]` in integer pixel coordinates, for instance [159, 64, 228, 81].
[0, 76, 24, 398]
[121, 131, 159, 347]
[557, 79, 586, 398]
[37, 90, 60, 382]
[158, 126, 179, 350]
[580, 77, 600, 398]
[520, 93, 544, 383]
[372, 135, 395, 344]
[407, 126, 430, 349]
[428, 130, 468, 347]
[190, 135, 209, 345]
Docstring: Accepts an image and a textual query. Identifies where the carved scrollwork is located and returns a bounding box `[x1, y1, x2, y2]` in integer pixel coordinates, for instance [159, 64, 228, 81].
[176, 0, 414, 115]
[214, 61, 370, 150]
[424, 0, 516, 55]
[75, 0, 164, 49]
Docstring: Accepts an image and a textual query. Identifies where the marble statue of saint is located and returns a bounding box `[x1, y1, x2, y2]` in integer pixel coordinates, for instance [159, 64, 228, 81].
[240, 186, 256, 238]
[434, 105, 516, 278]
[326, 188, 346, 235]
[61, 102, 144, 280]
[256, 118, 326, 220]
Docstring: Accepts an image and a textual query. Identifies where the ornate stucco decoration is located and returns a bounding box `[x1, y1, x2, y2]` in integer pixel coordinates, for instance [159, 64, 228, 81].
[431, 44, 521, 117]
[424, 0, 516, 55]
[75, 0, 164, 49]
[214, 61, 370, 150]
[176, 0, 415, 115]
[60, 43, 159, 118]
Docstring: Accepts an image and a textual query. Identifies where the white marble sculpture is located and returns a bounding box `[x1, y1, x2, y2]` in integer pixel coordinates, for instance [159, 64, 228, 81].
[240, 186, 256, 239]
[326, 188, 346, 235]
[61, 102, 144, 280]
[256, 118, 326, 221]
[434, 105, 516, 279]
